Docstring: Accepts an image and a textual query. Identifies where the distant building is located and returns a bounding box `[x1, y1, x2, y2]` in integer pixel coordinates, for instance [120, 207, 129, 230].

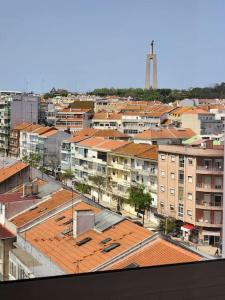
[181, 109, 223, 136]
[0, 93, 39, 154]
[19, 124, 71, 168]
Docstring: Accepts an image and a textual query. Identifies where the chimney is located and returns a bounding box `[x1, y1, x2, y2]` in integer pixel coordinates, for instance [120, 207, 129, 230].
[73, 210, 95, 238]
[23, 183, 33, 197]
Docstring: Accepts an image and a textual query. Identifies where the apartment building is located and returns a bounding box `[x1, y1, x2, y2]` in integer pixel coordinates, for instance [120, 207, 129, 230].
[55, 108, 92, 133]
[92, 113, 123, 130]
[0, 93, 39, 154]
[181, 109, 223, 136]
[8, 123, 31, 158]
[107, 143, 158, 221]
[19, 124, 71, 168]
[133, 128, 195, 145]
[71, 137, 129, 200]
[158, 141, 223, 246]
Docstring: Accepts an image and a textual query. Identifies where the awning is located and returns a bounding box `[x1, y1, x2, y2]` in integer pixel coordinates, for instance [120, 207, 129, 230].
[181, 224, 194, 232]
[202, 230, 221, 237]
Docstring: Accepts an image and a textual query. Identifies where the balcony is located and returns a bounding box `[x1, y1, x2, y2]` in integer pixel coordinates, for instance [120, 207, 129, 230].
[196, 183, 223, 193]
[196, 200, 223, 210]
[108, 162, 131, 171]
[196, 165, 223, 175]
[195, 219, 222, 228]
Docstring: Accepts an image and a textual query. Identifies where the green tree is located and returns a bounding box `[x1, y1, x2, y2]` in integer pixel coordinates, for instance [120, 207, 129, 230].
[22, 153, 41, 168]
[127, 185, 153, 225]
[88, 175, 106, 203]
[158, 217, 177, 235]
[59, 169, 74, 185]
[75, 182, 90, 194]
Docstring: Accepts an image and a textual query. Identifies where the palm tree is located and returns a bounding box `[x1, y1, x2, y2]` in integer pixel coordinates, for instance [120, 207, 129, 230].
[59, 169, 74, 185]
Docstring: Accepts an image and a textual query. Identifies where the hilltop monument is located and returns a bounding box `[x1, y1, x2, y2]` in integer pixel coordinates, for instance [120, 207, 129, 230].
[145, 40, 158, 90]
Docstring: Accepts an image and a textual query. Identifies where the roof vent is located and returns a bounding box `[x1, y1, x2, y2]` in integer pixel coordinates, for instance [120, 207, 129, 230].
[102, 242, 120, 253]
[73, 210, 95, 238]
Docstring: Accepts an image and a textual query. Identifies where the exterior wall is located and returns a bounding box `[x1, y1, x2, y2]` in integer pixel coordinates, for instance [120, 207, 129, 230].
[0, 237, 15, 281]
[158, 145, 223, 244]
[11, 235, 65, 278]
[0, 167, 30, 194]
[181, 114, 201, 135]
[133, 138, 182, 145]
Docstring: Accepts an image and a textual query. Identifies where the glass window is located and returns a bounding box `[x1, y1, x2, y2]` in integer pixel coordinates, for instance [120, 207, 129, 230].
[188, 158, 193, 165]
[170, 188, 175, 195]
[171, 155, 176, 162]
[171, 172, 175, 179]
[187, 210, 192, 216]
[188, 176, 193, 183]
[178, 204, 184, 217]
[170, 205, 174, 210]
[188, 193, 193, 200]
[161, 170, 165, 176]
[160, 186, 165, 192]
[161, 154, 165, 160]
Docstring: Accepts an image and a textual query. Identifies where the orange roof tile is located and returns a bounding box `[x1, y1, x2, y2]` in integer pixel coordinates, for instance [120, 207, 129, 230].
[93, 113, 122, 120]
[113, 143, 153, 157]
[137, 146, 158, 160]
[107, 237, 202, 270]
[134, 128, 196, 140]
[40, 129, 58, 137]
[77, 137, 129, 151]
[13, 122, 31, 130]
[0, 161, 29, 183]
[21, 203, 152, 274]
[11, 189, 79, 227]
[21, 124, 43, 133]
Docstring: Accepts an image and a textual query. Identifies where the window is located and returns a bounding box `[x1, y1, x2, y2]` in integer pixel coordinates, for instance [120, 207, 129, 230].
[188, 193, 193, 200]
[124, 175, 127, 180]
[179, 171, 184, 184]
[171, 172, 175, 179]
[161, 170, 165, 176]
[170, 188, 175, 195]
[187, 210, 192, 216]
[178, 204, 184, 217]
[170, 205, 174, 210]
[171, 155, 175, 162]
[188, 176, 193, 183]
[9, 260, 17, 278]
[160, 202, 164, 207]
[160, 154, 165, 160]
[188, 158, 193, 165]
[160, 186, 165, 192]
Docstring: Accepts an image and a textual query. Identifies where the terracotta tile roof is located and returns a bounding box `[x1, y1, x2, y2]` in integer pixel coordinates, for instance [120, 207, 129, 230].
[77, 137, 130, 151]
[93, 113, 122, 120]
[13, 122, 31, 130]
[65, 135, 90, 143]
[71, 129, 129, 140]
[21, 124, 43, 133]
[182, 108, 210, 115]
[107, 237, 202, 270]
[134, 128, 196, 140]
[113, 143, 153, 157]
[0, 225, 15, 239]
[136, 146, 158, 160]
[169, 107, 193, 115]
[22, 203, 152, 274]
[60, 108, 91, 113]
[40, 129, 58, 137]
[32, 126, 51, 135]
[0, 161, 29, 183]
[11, 189, 79, 227]
[0, 193, 37, 203]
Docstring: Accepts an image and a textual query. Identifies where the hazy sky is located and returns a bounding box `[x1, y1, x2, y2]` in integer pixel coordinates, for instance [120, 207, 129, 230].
[0, 0, 224, 92]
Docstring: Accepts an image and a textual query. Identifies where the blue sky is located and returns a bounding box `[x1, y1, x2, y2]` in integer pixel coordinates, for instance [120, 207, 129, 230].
[0, 0, 224, 92]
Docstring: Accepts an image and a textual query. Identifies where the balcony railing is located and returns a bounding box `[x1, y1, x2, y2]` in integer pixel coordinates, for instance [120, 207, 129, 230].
[196, 165, 223, 174]
[196, 200, 223, 209]
[196, 220, 222, 228]
[196, 183, 223, 191]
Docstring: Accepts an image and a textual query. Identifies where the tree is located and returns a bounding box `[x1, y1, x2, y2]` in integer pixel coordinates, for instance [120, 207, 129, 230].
[88, 175, 106, 203]
[75, 182, 90, 195]
[158, 217, 177, 235]
[59, 169, 74, 185]
[22, 153, 41, 168]
[127, 185, 153, 225]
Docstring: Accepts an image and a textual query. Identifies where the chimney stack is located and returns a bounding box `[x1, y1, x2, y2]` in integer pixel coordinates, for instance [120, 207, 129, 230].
[73, 210, 95, 238]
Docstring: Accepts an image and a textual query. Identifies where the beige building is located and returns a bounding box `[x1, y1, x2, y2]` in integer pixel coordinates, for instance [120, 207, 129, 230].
[158, 141, 223, 246]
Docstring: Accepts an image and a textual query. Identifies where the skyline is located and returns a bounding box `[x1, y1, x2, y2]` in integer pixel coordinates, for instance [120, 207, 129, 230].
[0, 0, 225, 93]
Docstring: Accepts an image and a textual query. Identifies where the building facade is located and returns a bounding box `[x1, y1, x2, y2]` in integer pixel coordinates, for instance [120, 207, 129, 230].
[158, 142, 223, 246]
